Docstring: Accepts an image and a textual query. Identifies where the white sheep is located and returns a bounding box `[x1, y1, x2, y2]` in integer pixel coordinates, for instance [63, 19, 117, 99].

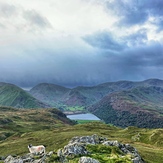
[28, 144, 46, 155]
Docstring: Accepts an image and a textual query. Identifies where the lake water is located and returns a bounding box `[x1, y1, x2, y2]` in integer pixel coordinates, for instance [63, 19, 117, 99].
[67, 113, 100, 120]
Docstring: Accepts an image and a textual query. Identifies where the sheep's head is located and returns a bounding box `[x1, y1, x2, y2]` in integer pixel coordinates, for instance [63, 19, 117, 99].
[28, 144, 32, 148]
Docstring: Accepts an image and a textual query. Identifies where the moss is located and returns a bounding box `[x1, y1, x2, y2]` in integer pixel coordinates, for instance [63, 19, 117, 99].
[86, 144, 132, 163]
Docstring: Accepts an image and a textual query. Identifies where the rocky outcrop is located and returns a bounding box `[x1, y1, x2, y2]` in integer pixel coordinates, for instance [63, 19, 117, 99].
[102, 141, 143, 163]
[68, 134, 107, 144]
[3, 152, 53, 163]
[57, 134, 144, 163]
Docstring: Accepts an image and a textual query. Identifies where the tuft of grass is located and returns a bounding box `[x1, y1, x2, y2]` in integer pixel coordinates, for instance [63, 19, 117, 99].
[86, 144, 132, 163]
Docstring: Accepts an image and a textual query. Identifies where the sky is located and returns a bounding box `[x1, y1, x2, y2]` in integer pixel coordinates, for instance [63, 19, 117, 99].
[0, 0, 163, 88]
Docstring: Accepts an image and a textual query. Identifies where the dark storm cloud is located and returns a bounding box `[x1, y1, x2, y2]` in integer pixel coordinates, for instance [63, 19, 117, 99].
[119, 41, 163, 68]
[83, 29, 148, 50]
[0, 40, 163, 88]
[107, 0, 163, 28]
[83, 31, 125, 51]
[97, 40, 163, 81]
[81, 26, 163, 83]
[0, 46, 105, 87]
[107, 0, 148, 26]
[146, 0, 163, 16]
[123, 29, 148, 46]
[23, 10, 51, 29]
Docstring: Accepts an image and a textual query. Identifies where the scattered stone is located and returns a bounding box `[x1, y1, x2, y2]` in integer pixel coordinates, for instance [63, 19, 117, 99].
[46, 151, 53, 156]
[79, 156, 100, 163]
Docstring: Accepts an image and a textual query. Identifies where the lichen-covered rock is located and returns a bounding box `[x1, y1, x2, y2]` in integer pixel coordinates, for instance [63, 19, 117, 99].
[79, 156, 100, 163]
[69, 134, 107, 145]
[4, 155, 23, 163]
[61, 142, 88, 156]
[4, 153, 47, 163]
[57, 134, 145, 163]
[103, 141, 144, 163]
[102, 140, 122, 148]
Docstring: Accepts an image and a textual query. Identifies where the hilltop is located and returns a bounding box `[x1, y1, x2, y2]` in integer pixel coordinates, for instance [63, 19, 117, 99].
[0, 82, 48, 108]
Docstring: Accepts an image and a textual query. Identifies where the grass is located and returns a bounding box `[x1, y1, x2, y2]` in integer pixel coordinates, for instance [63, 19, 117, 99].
[86, 144, 132, 163]
[76, 120, 100, 124]
[0, 107, 163, 162]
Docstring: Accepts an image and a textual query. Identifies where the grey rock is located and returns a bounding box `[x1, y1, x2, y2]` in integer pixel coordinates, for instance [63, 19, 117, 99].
[102, 140, 122, 148]
[4, 153, 47, 163]
[69, 134, 103, 145]
[63, 142, 88, 156]
[79, 156, 100, 163]
[47, 151, 53, 156]
[103, 140, 144, 163]
[132, 156, 144, 163]
[4, 155, 23, 163]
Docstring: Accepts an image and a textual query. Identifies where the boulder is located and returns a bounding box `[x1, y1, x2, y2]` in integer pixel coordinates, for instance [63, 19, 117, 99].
[4, 155, 23, 163]
[4, 153, 47, 163]
[69, 134, 106, 145]
[103, 141, 144, 163]
[63, 142, 87, 156]
[79, 156, 100, 163]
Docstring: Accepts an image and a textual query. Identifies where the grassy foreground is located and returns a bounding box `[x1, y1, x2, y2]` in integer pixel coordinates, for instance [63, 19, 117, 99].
[0, 123, 163, 162]
[0, 107, 163, 162]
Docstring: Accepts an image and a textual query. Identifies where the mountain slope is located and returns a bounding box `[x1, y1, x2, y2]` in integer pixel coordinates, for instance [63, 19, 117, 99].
[0, 83, 48, 108]
[29, 83, 70, 108]
[0, 106, 74, 140]
[29, 79, 163, 111]
[88, 86, 163, 128]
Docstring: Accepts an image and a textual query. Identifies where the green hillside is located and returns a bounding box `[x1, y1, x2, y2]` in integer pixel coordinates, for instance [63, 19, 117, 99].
[29, 83, 70, 108]
[0, 106, 74, 146]
[88, 86, 163, 128]
[0, 83, 48, 108]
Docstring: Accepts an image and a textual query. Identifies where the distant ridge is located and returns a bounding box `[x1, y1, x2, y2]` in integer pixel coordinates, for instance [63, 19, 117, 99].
[29, 78, 163, 109]
[0, 82, 48, 108]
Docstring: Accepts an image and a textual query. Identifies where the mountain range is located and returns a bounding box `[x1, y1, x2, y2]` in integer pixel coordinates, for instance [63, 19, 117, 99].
[1, 79, 163, 128]
[29, 78, 163, 109]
